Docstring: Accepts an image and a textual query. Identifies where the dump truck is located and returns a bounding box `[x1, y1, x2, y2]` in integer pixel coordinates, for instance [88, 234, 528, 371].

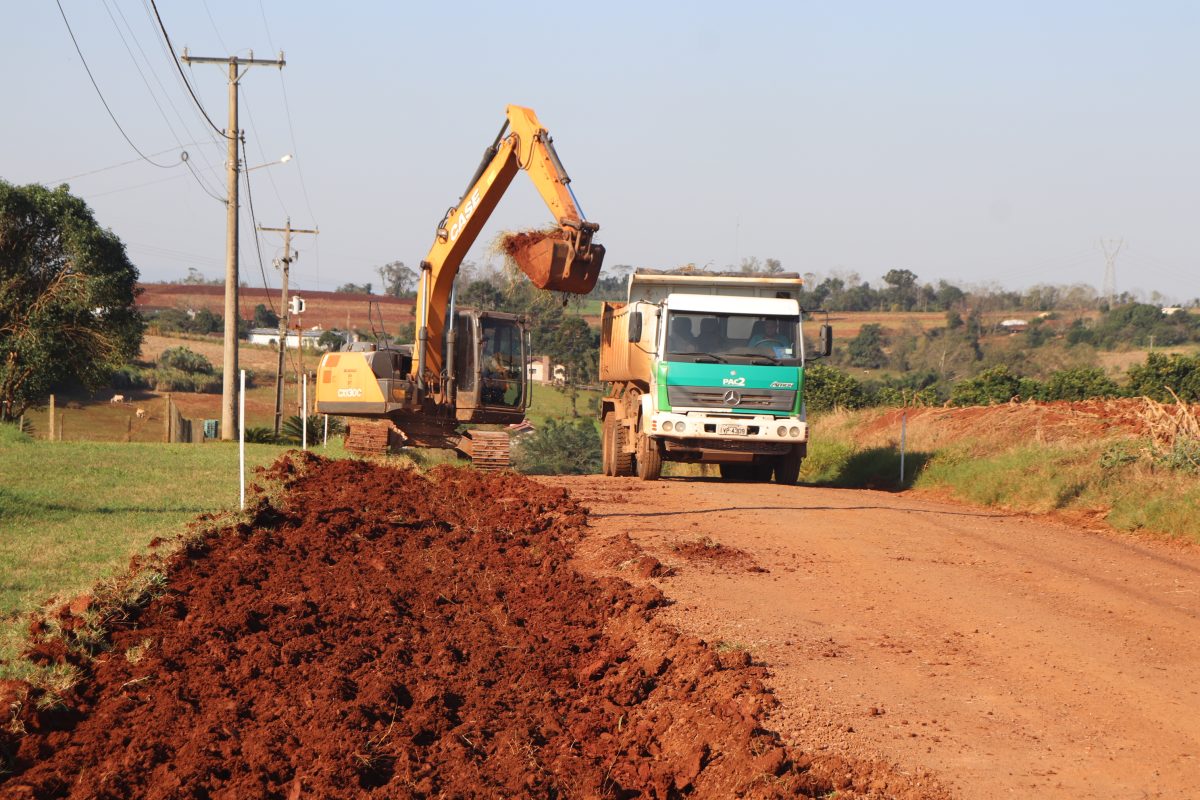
[599, 270, 831, 482]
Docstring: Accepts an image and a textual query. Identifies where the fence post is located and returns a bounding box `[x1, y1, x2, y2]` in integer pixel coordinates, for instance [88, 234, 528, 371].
[48, 394, 55, 441]
[239, 370, 246, 510]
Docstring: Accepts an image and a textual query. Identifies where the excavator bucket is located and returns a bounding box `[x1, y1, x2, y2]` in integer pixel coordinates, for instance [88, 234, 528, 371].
[503, 227, 605, 294]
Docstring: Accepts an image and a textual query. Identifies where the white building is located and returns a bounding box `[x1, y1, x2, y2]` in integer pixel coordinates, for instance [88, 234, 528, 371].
[247, 327, 344, 350]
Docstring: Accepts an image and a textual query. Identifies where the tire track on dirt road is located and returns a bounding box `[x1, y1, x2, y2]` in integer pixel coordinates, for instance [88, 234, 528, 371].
[556, 477, 1200, 799]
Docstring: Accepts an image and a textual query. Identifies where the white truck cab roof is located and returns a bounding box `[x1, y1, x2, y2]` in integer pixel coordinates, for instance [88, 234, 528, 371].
[664, 293, 800, 317]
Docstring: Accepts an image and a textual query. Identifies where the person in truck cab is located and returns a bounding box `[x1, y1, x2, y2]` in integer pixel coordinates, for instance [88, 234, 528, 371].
[668, 317, 696, 353]
[695, 317, 723, 352]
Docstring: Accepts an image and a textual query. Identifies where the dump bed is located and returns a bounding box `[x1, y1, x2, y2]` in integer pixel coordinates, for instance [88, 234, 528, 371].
[627, 271, 803, 304]
[599, 300, 658, 384]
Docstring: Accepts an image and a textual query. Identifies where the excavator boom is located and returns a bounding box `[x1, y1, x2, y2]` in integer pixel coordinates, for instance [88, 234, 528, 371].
[415, 105, 603, 386]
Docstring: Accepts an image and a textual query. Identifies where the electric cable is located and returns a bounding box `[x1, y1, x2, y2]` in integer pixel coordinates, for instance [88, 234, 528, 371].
[55, 0, 177, 168]
[241, 136, 279, 318]
[147, 0, 231, 139]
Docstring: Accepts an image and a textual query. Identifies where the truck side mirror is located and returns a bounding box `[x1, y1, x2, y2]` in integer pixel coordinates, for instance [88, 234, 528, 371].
[819, 324, 833, 357]
[628, 311, 643, 343]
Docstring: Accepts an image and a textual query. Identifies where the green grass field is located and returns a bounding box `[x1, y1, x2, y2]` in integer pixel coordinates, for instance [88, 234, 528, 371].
[0, 426, 350, 670]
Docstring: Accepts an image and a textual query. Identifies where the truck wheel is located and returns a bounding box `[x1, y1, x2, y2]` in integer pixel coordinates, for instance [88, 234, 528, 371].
[774, 445, 803, 485]
[752, 461, 775, 482]
[613, 422, 634, 477]
[601, 414, 616, 476]
[636, 434, 662, 481]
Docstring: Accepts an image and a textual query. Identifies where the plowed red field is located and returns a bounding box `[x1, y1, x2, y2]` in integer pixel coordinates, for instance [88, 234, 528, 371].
[1, 456, 945, 799]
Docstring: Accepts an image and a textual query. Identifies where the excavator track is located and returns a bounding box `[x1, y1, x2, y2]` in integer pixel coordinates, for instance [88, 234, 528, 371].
[458, 430, 511, 471]
[343, 420, 402, 457]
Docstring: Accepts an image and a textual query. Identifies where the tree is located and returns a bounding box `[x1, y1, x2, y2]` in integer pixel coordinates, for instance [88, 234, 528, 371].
[882, 269, 919, 311]
[847, 323, 887, 369]
[336, 282, 372, 294]
[252, 303, 278, 329]
[803, 364, 867, 412]
[0, 181, 142, 419]
[317, 330, 345, 351]
[513, 419, 601, 475]
[376, 260, 417, 298]
[181, 267, 220, 285]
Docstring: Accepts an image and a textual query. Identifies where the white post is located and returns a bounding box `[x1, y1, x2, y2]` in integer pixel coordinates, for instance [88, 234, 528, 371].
[899, 411, 907, 487]
[323, 414, 328, 448]
[302, 373, 308, 451]
[239, 369, 246, 510]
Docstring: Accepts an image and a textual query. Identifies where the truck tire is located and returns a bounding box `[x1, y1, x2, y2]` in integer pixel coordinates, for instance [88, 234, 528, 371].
[601, 414, 616, 476]
[636, 433, 662, 481]
[613, 422, 634, 477]
[774, 444, 804, 485]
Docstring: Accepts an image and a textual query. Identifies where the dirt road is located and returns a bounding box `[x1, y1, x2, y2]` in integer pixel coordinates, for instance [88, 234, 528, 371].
[555, 476, 1200, 799]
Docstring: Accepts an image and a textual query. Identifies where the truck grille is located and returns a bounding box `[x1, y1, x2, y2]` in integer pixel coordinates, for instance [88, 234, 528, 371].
[667, 385, 794, 412]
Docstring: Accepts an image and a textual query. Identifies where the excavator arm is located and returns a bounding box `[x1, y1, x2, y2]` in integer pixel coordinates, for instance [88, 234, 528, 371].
[413, 104, 604, 392]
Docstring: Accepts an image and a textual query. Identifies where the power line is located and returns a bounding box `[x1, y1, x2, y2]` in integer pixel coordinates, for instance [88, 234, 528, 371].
[241, 137, 278, 317]
[45, 145, 202, 185]
[146, 0, 230, 139]
[100, 0, 227, 202]
[55, 0, 177, 169]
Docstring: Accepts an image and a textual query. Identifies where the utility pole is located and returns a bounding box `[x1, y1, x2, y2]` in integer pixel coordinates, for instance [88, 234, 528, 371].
[258, 218, 318, 437]
[181, 49, 285, 440]
[1100, 237, 1123, 307]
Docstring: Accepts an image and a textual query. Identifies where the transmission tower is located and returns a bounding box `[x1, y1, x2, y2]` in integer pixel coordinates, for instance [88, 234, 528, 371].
[1100, 238, 1123, 306]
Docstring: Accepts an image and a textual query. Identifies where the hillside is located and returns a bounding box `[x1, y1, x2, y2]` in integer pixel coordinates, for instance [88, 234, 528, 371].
[138, 283, 415, 334]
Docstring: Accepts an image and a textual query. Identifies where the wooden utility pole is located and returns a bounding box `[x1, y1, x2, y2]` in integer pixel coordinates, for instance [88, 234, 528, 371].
[180, 49, 285, 440]
[258, 218, 318, 437]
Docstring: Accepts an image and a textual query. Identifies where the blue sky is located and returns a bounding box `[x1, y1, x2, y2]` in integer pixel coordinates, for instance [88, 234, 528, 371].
[6, 1, 1198, 299]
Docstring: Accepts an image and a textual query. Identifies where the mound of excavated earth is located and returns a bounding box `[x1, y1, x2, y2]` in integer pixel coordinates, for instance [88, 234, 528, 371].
[1, 455, 945, 798]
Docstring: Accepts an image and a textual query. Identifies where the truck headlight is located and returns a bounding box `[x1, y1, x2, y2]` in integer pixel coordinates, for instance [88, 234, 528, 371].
[777, 425, 787, 437]
[662, 420, 675, 433]
[674, 421, 685, 434]
[789, 426, 801, 438]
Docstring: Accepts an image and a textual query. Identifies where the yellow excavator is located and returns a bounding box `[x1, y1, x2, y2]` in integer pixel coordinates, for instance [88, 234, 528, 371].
[314, 105, 604, 467]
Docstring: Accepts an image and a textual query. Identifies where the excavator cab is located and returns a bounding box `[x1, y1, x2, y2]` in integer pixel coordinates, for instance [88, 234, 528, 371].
[451, 309, 527, 424]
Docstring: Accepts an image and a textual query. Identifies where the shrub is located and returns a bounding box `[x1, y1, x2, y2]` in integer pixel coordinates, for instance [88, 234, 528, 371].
[804, 364, 867, 413]
[158, 347, 214, 375]
[111, 365, 152, 391]
[949, 365, 1023, 406]
[1042, 367, 1122, 401]
[1126, 352, 1200, 402]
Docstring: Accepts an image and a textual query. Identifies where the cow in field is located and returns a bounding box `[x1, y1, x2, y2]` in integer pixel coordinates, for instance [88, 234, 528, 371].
[110, 395, 125, 404]
[135, 408, 146, 419]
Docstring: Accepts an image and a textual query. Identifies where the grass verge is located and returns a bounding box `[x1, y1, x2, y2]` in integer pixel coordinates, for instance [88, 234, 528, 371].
[0, 426, 347, 673]
[802, 406, 1200, 543]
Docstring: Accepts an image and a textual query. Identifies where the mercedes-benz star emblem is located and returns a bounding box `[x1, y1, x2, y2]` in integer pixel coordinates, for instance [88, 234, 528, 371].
[723, 389, 742, 406]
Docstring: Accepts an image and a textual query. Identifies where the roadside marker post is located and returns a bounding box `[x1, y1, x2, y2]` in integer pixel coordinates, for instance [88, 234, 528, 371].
[323, 414, 328, 448]
[302, 374, 308, 451]
[899, 412, 907, 487]
[239, 370, 246, 510]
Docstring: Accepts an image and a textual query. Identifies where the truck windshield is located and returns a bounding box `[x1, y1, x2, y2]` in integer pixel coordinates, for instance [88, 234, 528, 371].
[664, 312, 800, 365]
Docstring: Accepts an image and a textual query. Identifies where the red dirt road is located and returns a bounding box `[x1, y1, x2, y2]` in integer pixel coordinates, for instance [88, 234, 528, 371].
[555, 476, 1200, 799]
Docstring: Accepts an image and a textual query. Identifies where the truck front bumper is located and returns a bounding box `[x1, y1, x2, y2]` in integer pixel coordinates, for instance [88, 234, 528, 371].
[646, 412, 807, 443]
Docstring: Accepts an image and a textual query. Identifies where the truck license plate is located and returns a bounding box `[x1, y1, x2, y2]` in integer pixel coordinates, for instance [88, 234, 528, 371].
[718, 424, 747, 436]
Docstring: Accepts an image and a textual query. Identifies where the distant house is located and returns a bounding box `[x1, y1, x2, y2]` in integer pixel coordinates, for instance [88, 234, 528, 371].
[527, 356, 567, 385]
[247, 327, 346, 350]
[999, 319, 1029, 333]
[1162, 306, 1184, 316]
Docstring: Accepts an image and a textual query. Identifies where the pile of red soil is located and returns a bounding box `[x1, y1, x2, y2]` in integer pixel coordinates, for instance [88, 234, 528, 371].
[2, 455, 943, 798]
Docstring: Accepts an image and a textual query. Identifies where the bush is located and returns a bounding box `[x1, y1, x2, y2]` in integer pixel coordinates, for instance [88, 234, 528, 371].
[1126, 352, 1200, 402]
[158, 347, 214, 374]
[949, 365, 1024, 406]
[804, 364, 867, 413]
[1041, 367, 1122, 401]
[513, 419, 600, 475]
[111, 365, 152, 391]
[153, 368, 220, 393]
